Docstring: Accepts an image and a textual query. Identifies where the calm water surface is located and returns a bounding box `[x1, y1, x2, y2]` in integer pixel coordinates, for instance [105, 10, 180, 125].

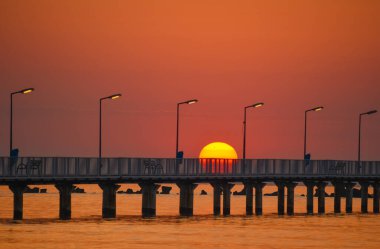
[1, 184, 379, 249]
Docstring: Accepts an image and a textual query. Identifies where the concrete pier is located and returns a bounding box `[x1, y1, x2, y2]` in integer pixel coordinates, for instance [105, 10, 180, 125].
[286, 182, 297, 215]
[373, 182, 380, 214]
[254, 182, 266, 215]
[304, 182, 315, 214]
[211, 183, 222, 215]
[317, 182, 327, 214]
[99, 183, 120, 218]
[360, 182, 369, 213]
[333, 182, 343, 214]
[9, 184, 27, 220]
[345, 182, 355, 213]
[178, 183, 197, 216]
[2, 156, 380, 220]
[222, 183, 234, 216]
[55, 183, 73, 220]
[244, 182, 254, 215]
[276, 182, 285, 215]
[139, 182, 160, 217]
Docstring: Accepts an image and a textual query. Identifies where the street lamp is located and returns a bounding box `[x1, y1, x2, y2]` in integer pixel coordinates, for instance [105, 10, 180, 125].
[243, 102, 264, 162]
[10, 88, 35, 156]
[304, 106, 323, 159]
[358, 110, 377, 167]
[99, 93, 121, 160]
[176, 99, 198, 158]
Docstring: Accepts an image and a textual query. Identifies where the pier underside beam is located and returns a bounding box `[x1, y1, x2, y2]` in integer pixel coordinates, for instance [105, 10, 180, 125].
[55, 183, 73, 220]
[333, 181, 344, 214]
[275, 182, 285, 215]
[177, 182, 197, 216]
[99, 183, 121, 218]
[373, 182, 380, 214]
[317, 182, 328, 214]
[211, 183, 222, 215]
[345, 182, 356, 214]
[286, 182, 298, 215]
[139, 182, 160, 217]
[360, 182, 369, 214]
[222, 183, 234, 216]
[9, 184, 27, 220]
[254, 182, 266, 215]
[304, 181, 315, 215]
[244, 182, 254, 215]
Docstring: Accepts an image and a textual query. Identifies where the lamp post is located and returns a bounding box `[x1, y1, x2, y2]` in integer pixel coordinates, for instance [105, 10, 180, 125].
[358, 110, 377, 167]
[304, 106, 323, 158]
[10, 88, 34, 156]
[176, 99, 198, 158]
[99, 94, 121, 160]
[243, 102, 264, 162]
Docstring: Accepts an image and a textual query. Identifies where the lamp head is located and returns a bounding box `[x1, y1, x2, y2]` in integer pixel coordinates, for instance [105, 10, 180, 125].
[306, 106, 324, 112]
[110, 94, 122, 100]
[12, 88, 34, 95]
[178, 99, 198, 105]
[21, 88, 34, 94]
[187, 99, 198, 105]
[252, 102, 264, 108]
[101, 93, 122, 101]
[366, 110, 377, 115]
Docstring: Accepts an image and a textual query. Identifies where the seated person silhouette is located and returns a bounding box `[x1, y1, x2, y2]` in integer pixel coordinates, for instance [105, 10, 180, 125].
[304, 153, 311, 166]
[176, 151, 184, 164]
[10, 148, 19, 172]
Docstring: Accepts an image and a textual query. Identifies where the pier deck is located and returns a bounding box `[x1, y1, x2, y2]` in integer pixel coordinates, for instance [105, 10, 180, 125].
[1, 157, 379, 219]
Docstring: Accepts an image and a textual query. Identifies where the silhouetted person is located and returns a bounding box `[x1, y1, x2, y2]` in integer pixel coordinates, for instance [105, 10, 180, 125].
[176, 151, 184, 174]
[10, 148, 19, 175]
[304, 153, 311, 166]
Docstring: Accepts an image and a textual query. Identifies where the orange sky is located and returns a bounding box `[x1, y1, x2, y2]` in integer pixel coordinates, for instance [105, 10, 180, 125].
[0, 0, 379, 160]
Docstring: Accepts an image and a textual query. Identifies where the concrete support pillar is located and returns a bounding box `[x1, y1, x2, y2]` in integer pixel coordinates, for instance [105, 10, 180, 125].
[345, 182, 356, 214]
[9, 184, 27, 220]
[373, 182, 380, 214]
[222, 183, 234, 216]
[286, 182, 297, 215]
[304, 182, 315, 214]
[55, 183, 73, 220]
[317, 182, 327, 214]
[244, 182, 254, 215]
[139, 182, 160, 217]
[333, 181, 343, 214]
[211, 183, 222, 215]
[275, 182, 285, 215]
[177, 183, 197, 216]
[99, 183, 121, 218]
[360, 182, 369, 214]
[254, 182, 266, 215]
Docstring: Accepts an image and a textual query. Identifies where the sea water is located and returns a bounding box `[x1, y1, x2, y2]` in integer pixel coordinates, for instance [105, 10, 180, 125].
[0, 184, 379, 249]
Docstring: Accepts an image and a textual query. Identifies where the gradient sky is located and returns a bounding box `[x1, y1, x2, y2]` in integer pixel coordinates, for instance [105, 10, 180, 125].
[0, 0, 379, 160]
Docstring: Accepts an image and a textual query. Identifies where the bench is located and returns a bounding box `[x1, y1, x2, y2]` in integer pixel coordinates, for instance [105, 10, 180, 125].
[144, 160, 163, 175]
[16, 159, 42, 175]
[328, 161, 346, 174]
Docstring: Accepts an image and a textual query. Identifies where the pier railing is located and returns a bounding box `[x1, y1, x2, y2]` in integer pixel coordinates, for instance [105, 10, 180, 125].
[0, 157, 380, 178]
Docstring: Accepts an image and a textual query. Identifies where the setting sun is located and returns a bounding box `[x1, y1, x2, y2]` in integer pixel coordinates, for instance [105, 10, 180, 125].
[199, 142, 238, 159]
